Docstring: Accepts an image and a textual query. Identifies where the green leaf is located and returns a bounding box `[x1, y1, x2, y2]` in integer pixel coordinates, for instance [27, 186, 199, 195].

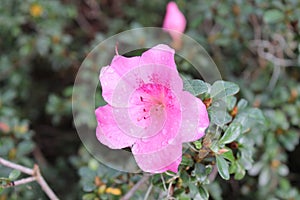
[9, 170, 21, 181]
[193, 141, 202, 149]
[259, 167, 271, 186]
[82, 193, 96, 200]
[221, 149, 235, 162]
[206, 182, 222, 200]
[181, 156, 194, 167]
[211, 81, 239, 99]
[219, 123, 242, 144]
[237, 99, 248, 110]
[183, 79, 210, 96]
[17, 141, 35, 156]
[82, 180, 96, 192]
[226, 96, 237, 111]
[189, 182, 199, 197]
[216, 155, 230, 180]
[194, 163, 207, 182]
[208, 100, 232, 126]
[247, 108, 265, 124]
[264, 9, 284, 23]
[198, 185, 209, 200]
[234, 162, 246, 180]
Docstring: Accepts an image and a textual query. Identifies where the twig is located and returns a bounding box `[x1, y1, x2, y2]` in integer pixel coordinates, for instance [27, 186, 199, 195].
[14, 176, 36, 186]
[160, 174, 167, 191]
[0, 157, 34, 175]
[167, 180, 174, 199]
[0, 157, 59, 200]
[143, 183, 153, 200]
[267, 64, 281, 90]
[2, 177, 36, 188]
[34, 165, 59, 200]
[250, 39, 297, 67]
[121, 175, 150, 200]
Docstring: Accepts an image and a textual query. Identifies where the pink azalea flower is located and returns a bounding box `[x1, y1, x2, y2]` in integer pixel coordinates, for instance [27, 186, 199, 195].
[95, 44, 209, 173]
[163, 2, 186, 48]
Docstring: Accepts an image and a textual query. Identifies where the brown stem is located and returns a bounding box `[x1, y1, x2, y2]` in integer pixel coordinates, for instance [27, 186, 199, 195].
[0, 157, 59, 200]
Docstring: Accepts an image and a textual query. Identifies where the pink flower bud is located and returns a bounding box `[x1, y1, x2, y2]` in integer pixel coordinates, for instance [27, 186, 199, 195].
[163, 2, 186, 48]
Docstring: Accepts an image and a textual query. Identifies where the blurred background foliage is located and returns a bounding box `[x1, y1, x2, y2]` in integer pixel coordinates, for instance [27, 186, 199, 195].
[0, 0, 299, 199]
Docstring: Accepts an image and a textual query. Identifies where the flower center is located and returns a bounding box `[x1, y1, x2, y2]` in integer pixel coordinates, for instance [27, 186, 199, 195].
[129, 83, 175, 129]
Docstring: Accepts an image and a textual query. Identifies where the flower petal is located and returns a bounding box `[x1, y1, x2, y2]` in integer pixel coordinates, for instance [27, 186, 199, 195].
[100, 45, 181, 106]
[111, 64, 183, 107]
[100, 55, 140, 104]
[133, 143, 182, 173]
[131, 96, 181, 153]
[141, 44, 177, 70]
[95, 105, 136, 149]
[154, 157, 182, 173]
[177, 91, 209, 142]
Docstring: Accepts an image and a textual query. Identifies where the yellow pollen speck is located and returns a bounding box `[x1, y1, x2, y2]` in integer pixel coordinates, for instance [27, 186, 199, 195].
[30, 4, 43, 17]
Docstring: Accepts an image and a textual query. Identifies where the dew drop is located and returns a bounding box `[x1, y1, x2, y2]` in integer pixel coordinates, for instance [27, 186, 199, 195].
[167, 139, 174, 144]
[162, 129, 167, 135]
[162, 141, 168, 146]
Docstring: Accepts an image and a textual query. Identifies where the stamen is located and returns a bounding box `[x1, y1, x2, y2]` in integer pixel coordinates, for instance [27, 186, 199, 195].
[137, 115, 150, 121]
[139, 96, 151, 103]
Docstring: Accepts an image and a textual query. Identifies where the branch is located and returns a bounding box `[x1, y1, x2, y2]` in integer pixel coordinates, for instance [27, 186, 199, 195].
[0, 157, 59, 200]
[33, 165, 59, 200]
[2, 177, 36, 188]
[250, 40, 297, 67]
[0, 157, 34, 175]
[121, 175, 150, 200]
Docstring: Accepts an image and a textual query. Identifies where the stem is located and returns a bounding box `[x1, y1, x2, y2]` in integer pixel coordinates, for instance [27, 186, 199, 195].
[143, 183, 153, 200]
[268, 65, 280, 90]
[160, 174, 167, 191]
[10, 177, 36, 187]
[34, 165, 59, 200]
[0, 157, 59, 200]
[0, 157, 34, 175]
[121, 175, 150, 200]
[167, 181, 174, 199]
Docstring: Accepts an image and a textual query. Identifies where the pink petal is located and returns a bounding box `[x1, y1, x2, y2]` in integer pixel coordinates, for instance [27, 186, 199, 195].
[109, 62, 183, 108]
[177, 91, 209, 143]
[131, 96, 181, 153]
[141, 44, 177, 70]
[100, 45, 180, 106]
[95, 105, 136, 149]
[163, 2, 186, 41]
[100, 55, 140, 104]
[133, 143, 182, 173]
[154, 157, 182, 173]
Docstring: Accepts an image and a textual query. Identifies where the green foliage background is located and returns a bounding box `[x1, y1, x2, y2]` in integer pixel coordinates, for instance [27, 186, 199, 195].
[0, 0, 299, 199]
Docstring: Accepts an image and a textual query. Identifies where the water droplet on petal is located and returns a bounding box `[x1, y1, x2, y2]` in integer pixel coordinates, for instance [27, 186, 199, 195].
[162, 141, 168, 146]
[162, 129, 167, 135]
[167, 138, 174, 144]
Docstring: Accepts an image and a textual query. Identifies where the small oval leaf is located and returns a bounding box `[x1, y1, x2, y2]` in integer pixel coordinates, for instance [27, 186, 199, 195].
[216, 155, 230, 180]
[219, 123, 242, 144]
[211, 81, 239, 99]
[9, 170, 21, 181]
